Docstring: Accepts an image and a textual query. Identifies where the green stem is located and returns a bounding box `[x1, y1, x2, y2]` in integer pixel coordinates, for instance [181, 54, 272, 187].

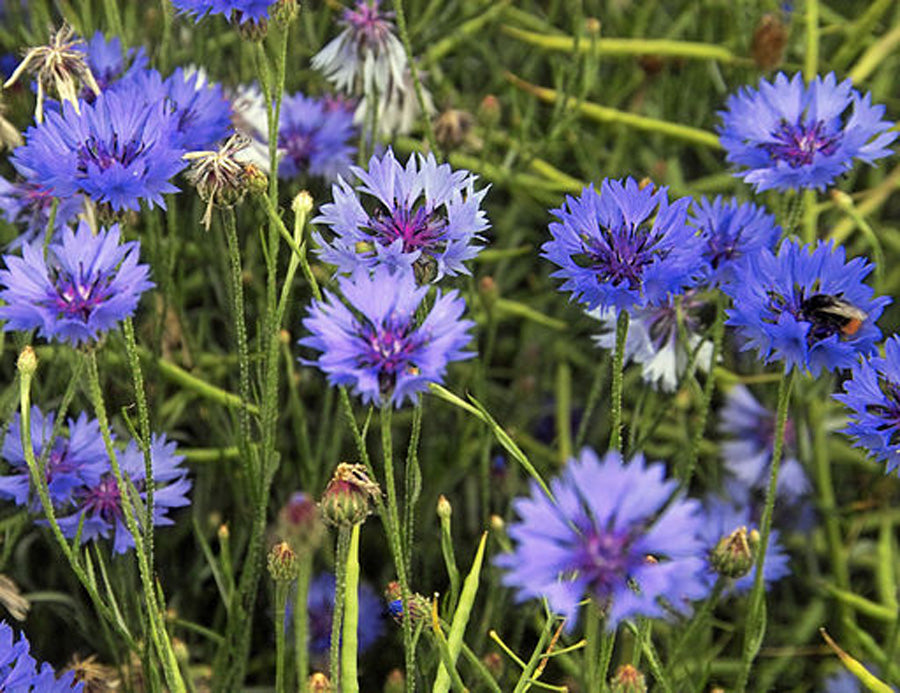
[331, 528, 351, 688]
[274, 579, 289, 693]
[341, 523, 362, 693]
[682, 294, 726, 486]
[294, 558, 313, 686]
[392, 0, 440, 158]
[102, 0, 124, 40]
[574, 355, 607, 451]
[609, 310, 629, 452]
[735, 369, 796, 692]
[584, 603, 600, 691]
[804, 0, 819, 82]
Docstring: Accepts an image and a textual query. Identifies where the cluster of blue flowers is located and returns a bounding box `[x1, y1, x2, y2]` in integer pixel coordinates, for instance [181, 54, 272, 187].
[0, 621, 83, 691]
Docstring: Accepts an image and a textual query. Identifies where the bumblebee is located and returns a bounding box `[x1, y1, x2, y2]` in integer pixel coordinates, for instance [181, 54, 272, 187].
[801, 293, 867, 337]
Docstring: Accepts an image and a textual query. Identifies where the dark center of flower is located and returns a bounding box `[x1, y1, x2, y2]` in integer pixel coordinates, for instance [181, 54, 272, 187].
[762, 119, 840, 168]
[868, 378, 900, 447]
[344, 1, 392, 48]
[367, 205, 447, 255]
[80, 475, 123, 523]
[77, 134, 147, 172]
[358, 317, 421, 396]
[43, 262, 114, 323]
[281, 131, 314, 169]
[580, 224, 664, 291]
[576, 527, 637, 597]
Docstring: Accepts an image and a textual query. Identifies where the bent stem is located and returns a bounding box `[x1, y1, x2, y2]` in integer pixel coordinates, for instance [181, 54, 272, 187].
[609, 309, 630, 452]
[735, 368, 796, 692]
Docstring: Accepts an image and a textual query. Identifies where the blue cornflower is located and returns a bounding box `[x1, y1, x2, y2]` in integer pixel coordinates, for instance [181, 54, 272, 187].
[84, 31, 147, 94]
[699, 495, 790, 593]
[834, 335, 900, 474]
[724, 240, 888, 373]
[0, 220, 154, 346]
[0, 172, 83, 248]
[56, 433, 192, 554]
[278, 91, 355, 180]
[0, 621, 84, 691]
[314, 149, 489, 281]
[171, 0, 274, 23]
[11, 87, 186, 211]
[690, 196, 781, 286]
[542, 178, 704, 312]
[121, 67, 232, 151]
[0, 406, 107, 508]
[719, 384, 809, 504]
[312, 0, 407, 97]
[718, 72, 896, 192]
[303, 572, 385, 654]
[495, 448, 710, 631]
[300, 265, 474, 408]
[591, 292, 712, 393]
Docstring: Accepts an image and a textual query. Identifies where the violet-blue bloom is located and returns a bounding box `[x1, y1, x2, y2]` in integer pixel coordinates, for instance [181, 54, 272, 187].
[84, 31, 148, 94]
[542, 178, 704, 312]
[0, 621, 84, 692]
[0, 220, 154, 346]
[56, 433, 192, 554]
[171, 0, 274, 23]
[718, 72, 896, 192]
[834, 334, 900, 474]
[690, 196, 781, 286]
[724, 239, 888, 374]
[495, 448, 710, 631]
[303, 572, 385, 654]
[719, 384, 809, 504]
[300, 265, 474, 408]
[278, 91, 355, 180]
[11, 87, 186, 211]
[0, 173, 83, 248]
[314, 149, 489, 281]
[0, 406, 107, 508]
[699, 495, 790, 593]
[311, 0, 407, 97]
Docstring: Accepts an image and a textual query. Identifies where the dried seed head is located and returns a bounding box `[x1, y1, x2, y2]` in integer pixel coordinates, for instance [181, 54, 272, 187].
[4, 25, 100, 123]
[0, 575, 29, 621]
[610, 664, 648, 693]
[267, 541, 300, 582]
[434, 108, 475, 150]
[66, 654, 120, 693]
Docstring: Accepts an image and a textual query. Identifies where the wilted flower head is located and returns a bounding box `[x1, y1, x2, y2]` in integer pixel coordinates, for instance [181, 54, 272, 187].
[542, 178, 704, 312]
[0, 220, 154, 345]
[300, 265, 474, 407]
[690, 196, 781, 285]
[312, 0, 407, 98]
[723, 239, 889, 373]
[719, 384, 809, 503]
[0, 621, 84, 691]
[699, 495, 790, 592]
[3, 24, 100, 122]
[0, 173, 83, 248]
[835, 334, 900, 475]
[56, 433, 192, 554]
[355, 66, 435, 138]
[278, 91, 355, 180]
[718, 72, 896, 191]
[496, 448, 710, 630]
[591, 292, 712, 393]
[171, 0, 275, 24]
[0, 406, 107, 508]
[84, 31, 148, 94]
[314, 149, 489, 281]
[11, 87, 187, 212]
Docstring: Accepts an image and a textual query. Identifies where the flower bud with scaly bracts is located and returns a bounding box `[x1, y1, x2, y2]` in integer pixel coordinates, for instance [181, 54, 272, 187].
[710, 526, 758, 579]
[610, 664, 647, 693]
[267, 541, 300, 582]
[272, 0, 299, 26]
[383, 669, 404, 693]
[307, 672, 332, 692]
[384, 581, 429, 625]
[319, 463, 380, 527]
[275, 491, 324, 556]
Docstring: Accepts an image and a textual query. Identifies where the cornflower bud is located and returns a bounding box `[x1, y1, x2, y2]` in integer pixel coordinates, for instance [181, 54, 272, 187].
[272, 0, 299, 26]
[17, 346, 37, 377]
[319, 463, 380, 527]
[384, 581, 429, 625]
[610, 664, 647, 693]
[236, 15, 268, 41]
[436, 494, 452, 521]
[267, 541, 300, 582]
[276, 491, 324, 556]
[478, 95, 501, 127]
[383, 669, 405, 693]
[307, 672, 332, 692]
[710, 526, 758, 579]
[434, 108, 475, 151]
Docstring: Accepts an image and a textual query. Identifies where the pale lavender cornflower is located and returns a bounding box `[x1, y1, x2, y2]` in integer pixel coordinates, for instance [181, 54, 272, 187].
[0, 172, 83, 248]
[0, 220, 154, 345]
[496, 448, 710, 631]
[312, 0, 407, 98]
[56, 434, 192, 554]
[314, 149, 489, 281]
[300, 265, 474, 408]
